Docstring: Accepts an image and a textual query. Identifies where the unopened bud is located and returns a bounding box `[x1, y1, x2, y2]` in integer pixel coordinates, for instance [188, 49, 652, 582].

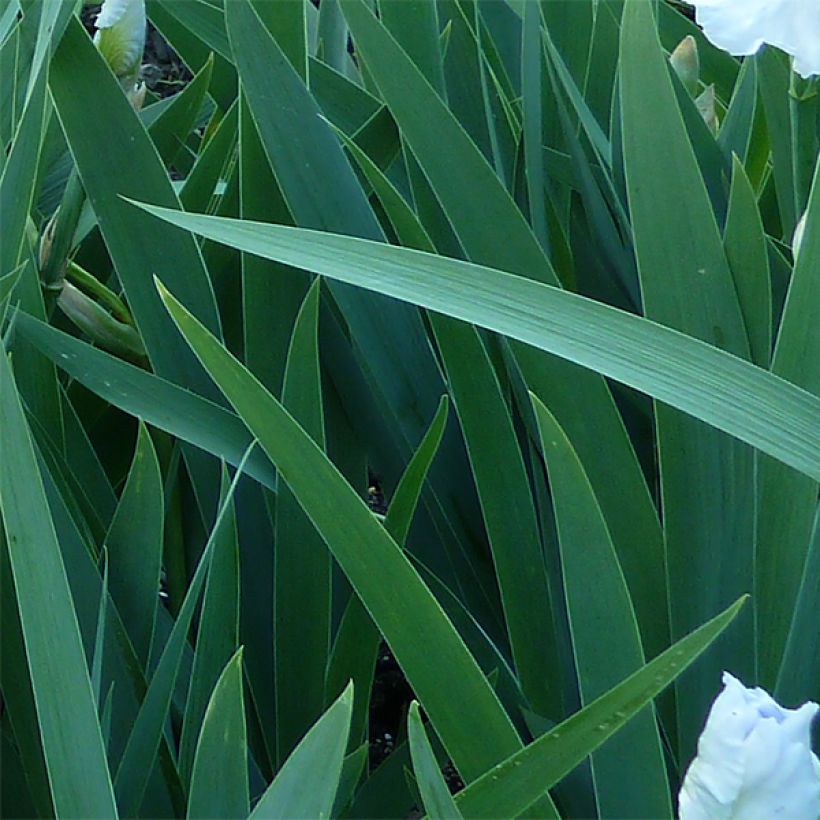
[696, 85, 719, 135]
[38, 213, 61, 286]
[792, 211, 807, 259]
[670, 36, 700, 97]
[58, 282, 146, 361]
[127, 81, 147, 111]
[94, 0, 146, 92]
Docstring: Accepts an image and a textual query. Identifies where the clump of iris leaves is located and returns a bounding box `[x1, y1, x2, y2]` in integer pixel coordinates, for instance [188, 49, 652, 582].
[1, 1, 818, 818]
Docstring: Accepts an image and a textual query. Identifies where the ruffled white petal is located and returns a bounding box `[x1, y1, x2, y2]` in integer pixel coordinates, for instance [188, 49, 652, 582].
[688, 0, 820, 78]
[679, 673, 820, 819]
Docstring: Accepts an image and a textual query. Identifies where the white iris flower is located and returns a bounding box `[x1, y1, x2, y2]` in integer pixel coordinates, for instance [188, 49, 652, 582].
[687, 0, 820, 78]
[679, 672, 820, 819]
[93, 0, 146, 87]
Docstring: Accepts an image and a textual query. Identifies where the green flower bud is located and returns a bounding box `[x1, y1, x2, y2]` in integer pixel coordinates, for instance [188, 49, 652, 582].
[58, 282, 146, 361]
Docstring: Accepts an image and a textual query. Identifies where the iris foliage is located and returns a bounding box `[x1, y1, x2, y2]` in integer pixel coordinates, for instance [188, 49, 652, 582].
[0, 0, 817, 817]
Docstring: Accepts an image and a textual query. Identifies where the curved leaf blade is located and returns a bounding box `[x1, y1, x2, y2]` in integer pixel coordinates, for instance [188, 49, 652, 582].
[0, 346, 117, 818]
[155, 278, 525, 782]
[454, 596, 747, 819]
[251, 682, 353, 819]
[134, 205, 820, 483]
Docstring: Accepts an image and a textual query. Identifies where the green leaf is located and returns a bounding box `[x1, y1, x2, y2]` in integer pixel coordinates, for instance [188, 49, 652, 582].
[316, 0, 348, 72]
[776, 505, 820, 705]
[91, 552, 110, 710]
[14, 313, 277, 493]
[724, 155, 772, 368]
[179, 467, 241, 785]
[454, 596, 747, 819]
[757, 156, 820, 687]
[408, 702, 462, 820]
[187, 648, 250, 819]
[180, 99, 238, 212]
[755, 48, 795, 236]
[532, 395, 670, 818]
[521, 0, 548, 250]
[0, 532, 55, 818]
[249, 0, 307, 78]
[377, 0, 445, 95]
[326, 393, 448, 748]
[342, 0, 554, 284]
[155, 278, 525, 782]
[333, 743, 369, 816]
[0, 56, 45, 278]
[432, 313, 558, 717]
[384, 395, 449, 547]
[135, 205, 820, 482]
[114, 443, 255, 815]
[345, 116, 559, 718]
[274, 280, 332, 764]
[106, 422, 164, 666]
[342, 0, 666, 670]
[238, 92, 308, 397]
[251, 682, 353, 819]
[0, 59, 62, 431]
[0, 267, 20, 304]
[49, 17, 223, 397]
[228, 0, 462, 567]
[621, 0, 755, 756]
[327, 392, 463, 768]
[146, 0, 237, 111]
[324, 593, 379, 749]
[718, 62, 759, 169]
[227, 0, 380, 241]
[0, 343, 117, 817]
[148, 53, 214, 167]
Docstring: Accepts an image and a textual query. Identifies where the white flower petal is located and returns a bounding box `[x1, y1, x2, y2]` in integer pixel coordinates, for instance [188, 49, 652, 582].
[688, 0, 820, 78]
[94, 0, 146, 82]
[679, 673, 820, 819]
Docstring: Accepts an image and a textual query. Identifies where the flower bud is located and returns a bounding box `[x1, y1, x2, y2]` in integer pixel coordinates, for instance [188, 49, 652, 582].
[679, 672, 820, 819]
[38, 213, 60, 284]
[695, 84, 719, 135]
[793, 211, 807, 259]
[127, 81, 147, 111]
[58, 282, 146, 361]
[670, 36, 700, 97]
[93, 0, 146, 90]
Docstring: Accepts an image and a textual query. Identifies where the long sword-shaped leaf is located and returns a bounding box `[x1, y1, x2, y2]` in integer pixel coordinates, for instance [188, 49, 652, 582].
[134, 204, 820, 482]
[621, 0, 755, 758]
[106, 422, 163, 667]
[0, 346, 117, 817]
[14, 314, 277, 492]
[114, 444, 255, 815]
[251, 683, 353, 819]
[274, 280, 331, 764]
[454, 597, 747, 819]
[155, 279, 525, 783]
[179, 467, 241, 785]
[187, 648, 249, 819]
[49, 17, 223, 395]
[757, 156, 820, 687]
[408, 701, 463, 820]
[532, 396, 670, 818]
